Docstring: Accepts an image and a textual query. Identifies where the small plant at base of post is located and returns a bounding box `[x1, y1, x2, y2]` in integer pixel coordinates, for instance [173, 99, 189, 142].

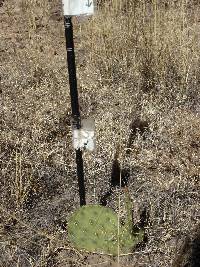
[67, 190, 144, 255]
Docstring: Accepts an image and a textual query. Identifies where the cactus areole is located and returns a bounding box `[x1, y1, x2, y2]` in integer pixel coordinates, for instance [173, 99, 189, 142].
[68, 205, 144, 255]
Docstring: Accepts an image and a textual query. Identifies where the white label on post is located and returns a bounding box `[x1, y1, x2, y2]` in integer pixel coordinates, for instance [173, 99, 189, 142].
[62, 0, 94, 16]
[72, 119, 95, 151]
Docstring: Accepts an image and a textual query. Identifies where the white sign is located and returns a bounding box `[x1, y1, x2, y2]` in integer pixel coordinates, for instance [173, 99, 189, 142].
[72, 119, 95, 151]
[62, 0, 95, 16]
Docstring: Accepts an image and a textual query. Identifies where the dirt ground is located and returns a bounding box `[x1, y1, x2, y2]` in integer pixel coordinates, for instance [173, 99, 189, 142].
[0, 0, 200, 266]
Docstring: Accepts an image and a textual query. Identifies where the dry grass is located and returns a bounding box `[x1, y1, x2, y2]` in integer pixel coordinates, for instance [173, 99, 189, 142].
[0, 0, 200, 266]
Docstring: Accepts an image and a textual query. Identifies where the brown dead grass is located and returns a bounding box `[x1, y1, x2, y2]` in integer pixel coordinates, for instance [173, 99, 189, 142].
[0, 0, 199, 266]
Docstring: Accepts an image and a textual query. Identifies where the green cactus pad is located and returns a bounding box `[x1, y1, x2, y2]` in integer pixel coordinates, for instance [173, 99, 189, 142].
[68, 205, 144, 255]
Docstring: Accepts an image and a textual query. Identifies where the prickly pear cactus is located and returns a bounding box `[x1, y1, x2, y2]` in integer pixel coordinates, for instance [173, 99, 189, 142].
[68, 203, 144, 255]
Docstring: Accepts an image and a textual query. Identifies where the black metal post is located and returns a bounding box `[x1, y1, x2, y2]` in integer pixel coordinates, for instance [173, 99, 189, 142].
[64, 16, 86, 206]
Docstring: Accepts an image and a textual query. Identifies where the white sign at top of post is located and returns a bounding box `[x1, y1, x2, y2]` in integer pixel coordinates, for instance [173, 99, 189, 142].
[62, 0, 95, 16]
